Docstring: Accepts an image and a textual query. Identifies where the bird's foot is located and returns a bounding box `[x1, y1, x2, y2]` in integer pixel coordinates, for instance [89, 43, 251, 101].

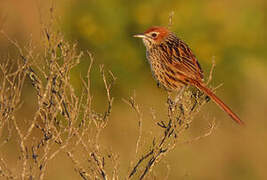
[174, 86, 186, 104]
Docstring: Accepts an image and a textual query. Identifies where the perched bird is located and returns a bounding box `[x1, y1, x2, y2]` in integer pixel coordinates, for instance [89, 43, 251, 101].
[134, 26, 244, 125]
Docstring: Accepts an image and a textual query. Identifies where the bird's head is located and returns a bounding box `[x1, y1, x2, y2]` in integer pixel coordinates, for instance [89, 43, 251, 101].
[134, 26, 170, 49]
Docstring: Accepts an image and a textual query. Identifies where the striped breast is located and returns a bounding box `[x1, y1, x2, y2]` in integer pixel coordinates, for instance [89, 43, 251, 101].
[146, 48, 187, 91]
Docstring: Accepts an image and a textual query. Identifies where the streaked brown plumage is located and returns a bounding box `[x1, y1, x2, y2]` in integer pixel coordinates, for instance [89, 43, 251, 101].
[134, 26, 244, 125]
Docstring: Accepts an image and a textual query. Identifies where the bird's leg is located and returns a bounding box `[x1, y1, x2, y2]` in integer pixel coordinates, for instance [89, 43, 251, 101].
[174, 86, 187, 104]
[167, 91, 172, 104]
[167, 91, 176, 113]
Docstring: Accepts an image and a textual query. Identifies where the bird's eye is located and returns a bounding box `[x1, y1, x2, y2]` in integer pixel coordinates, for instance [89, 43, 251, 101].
[151, 33, 157, 38]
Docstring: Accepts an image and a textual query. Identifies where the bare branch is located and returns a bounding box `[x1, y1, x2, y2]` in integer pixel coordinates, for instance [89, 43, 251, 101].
[168, 11, 175, 29]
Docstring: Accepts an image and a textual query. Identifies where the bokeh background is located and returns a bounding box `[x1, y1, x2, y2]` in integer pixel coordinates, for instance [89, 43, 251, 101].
[1, 0, 267, 179]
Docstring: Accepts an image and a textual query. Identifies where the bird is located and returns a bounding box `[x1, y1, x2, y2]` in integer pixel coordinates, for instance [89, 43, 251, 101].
[134, 26, 244, 125]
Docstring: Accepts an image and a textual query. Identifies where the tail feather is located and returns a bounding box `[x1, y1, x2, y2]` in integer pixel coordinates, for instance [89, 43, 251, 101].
[191, 80, 244, 126]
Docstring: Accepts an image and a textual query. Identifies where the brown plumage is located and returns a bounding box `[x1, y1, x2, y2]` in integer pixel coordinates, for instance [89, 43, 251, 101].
[134, 26, 244, 125]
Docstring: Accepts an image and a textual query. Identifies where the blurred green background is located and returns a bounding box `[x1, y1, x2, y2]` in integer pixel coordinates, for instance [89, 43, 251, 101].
[1, 0, 267, 179]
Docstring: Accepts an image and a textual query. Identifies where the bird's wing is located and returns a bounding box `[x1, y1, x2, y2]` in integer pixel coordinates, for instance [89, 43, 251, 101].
[171, 40, 204, 81]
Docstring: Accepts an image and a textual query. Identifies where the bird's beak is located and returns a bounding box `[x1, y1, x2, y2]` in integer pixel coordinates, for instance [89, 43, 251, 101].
[133, 34, 146, 38]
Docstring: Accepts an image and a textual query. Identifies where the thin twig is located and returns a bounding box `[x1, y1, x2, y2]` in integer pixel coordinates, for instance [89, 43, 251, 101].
[168, 11, 175, 29]
[206, 56, 216, 85]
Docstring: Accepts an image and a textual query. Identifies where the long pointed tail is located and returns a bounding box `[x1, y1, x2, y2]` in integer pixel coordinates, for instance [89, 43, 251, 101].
[191, 80, 244, 125]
